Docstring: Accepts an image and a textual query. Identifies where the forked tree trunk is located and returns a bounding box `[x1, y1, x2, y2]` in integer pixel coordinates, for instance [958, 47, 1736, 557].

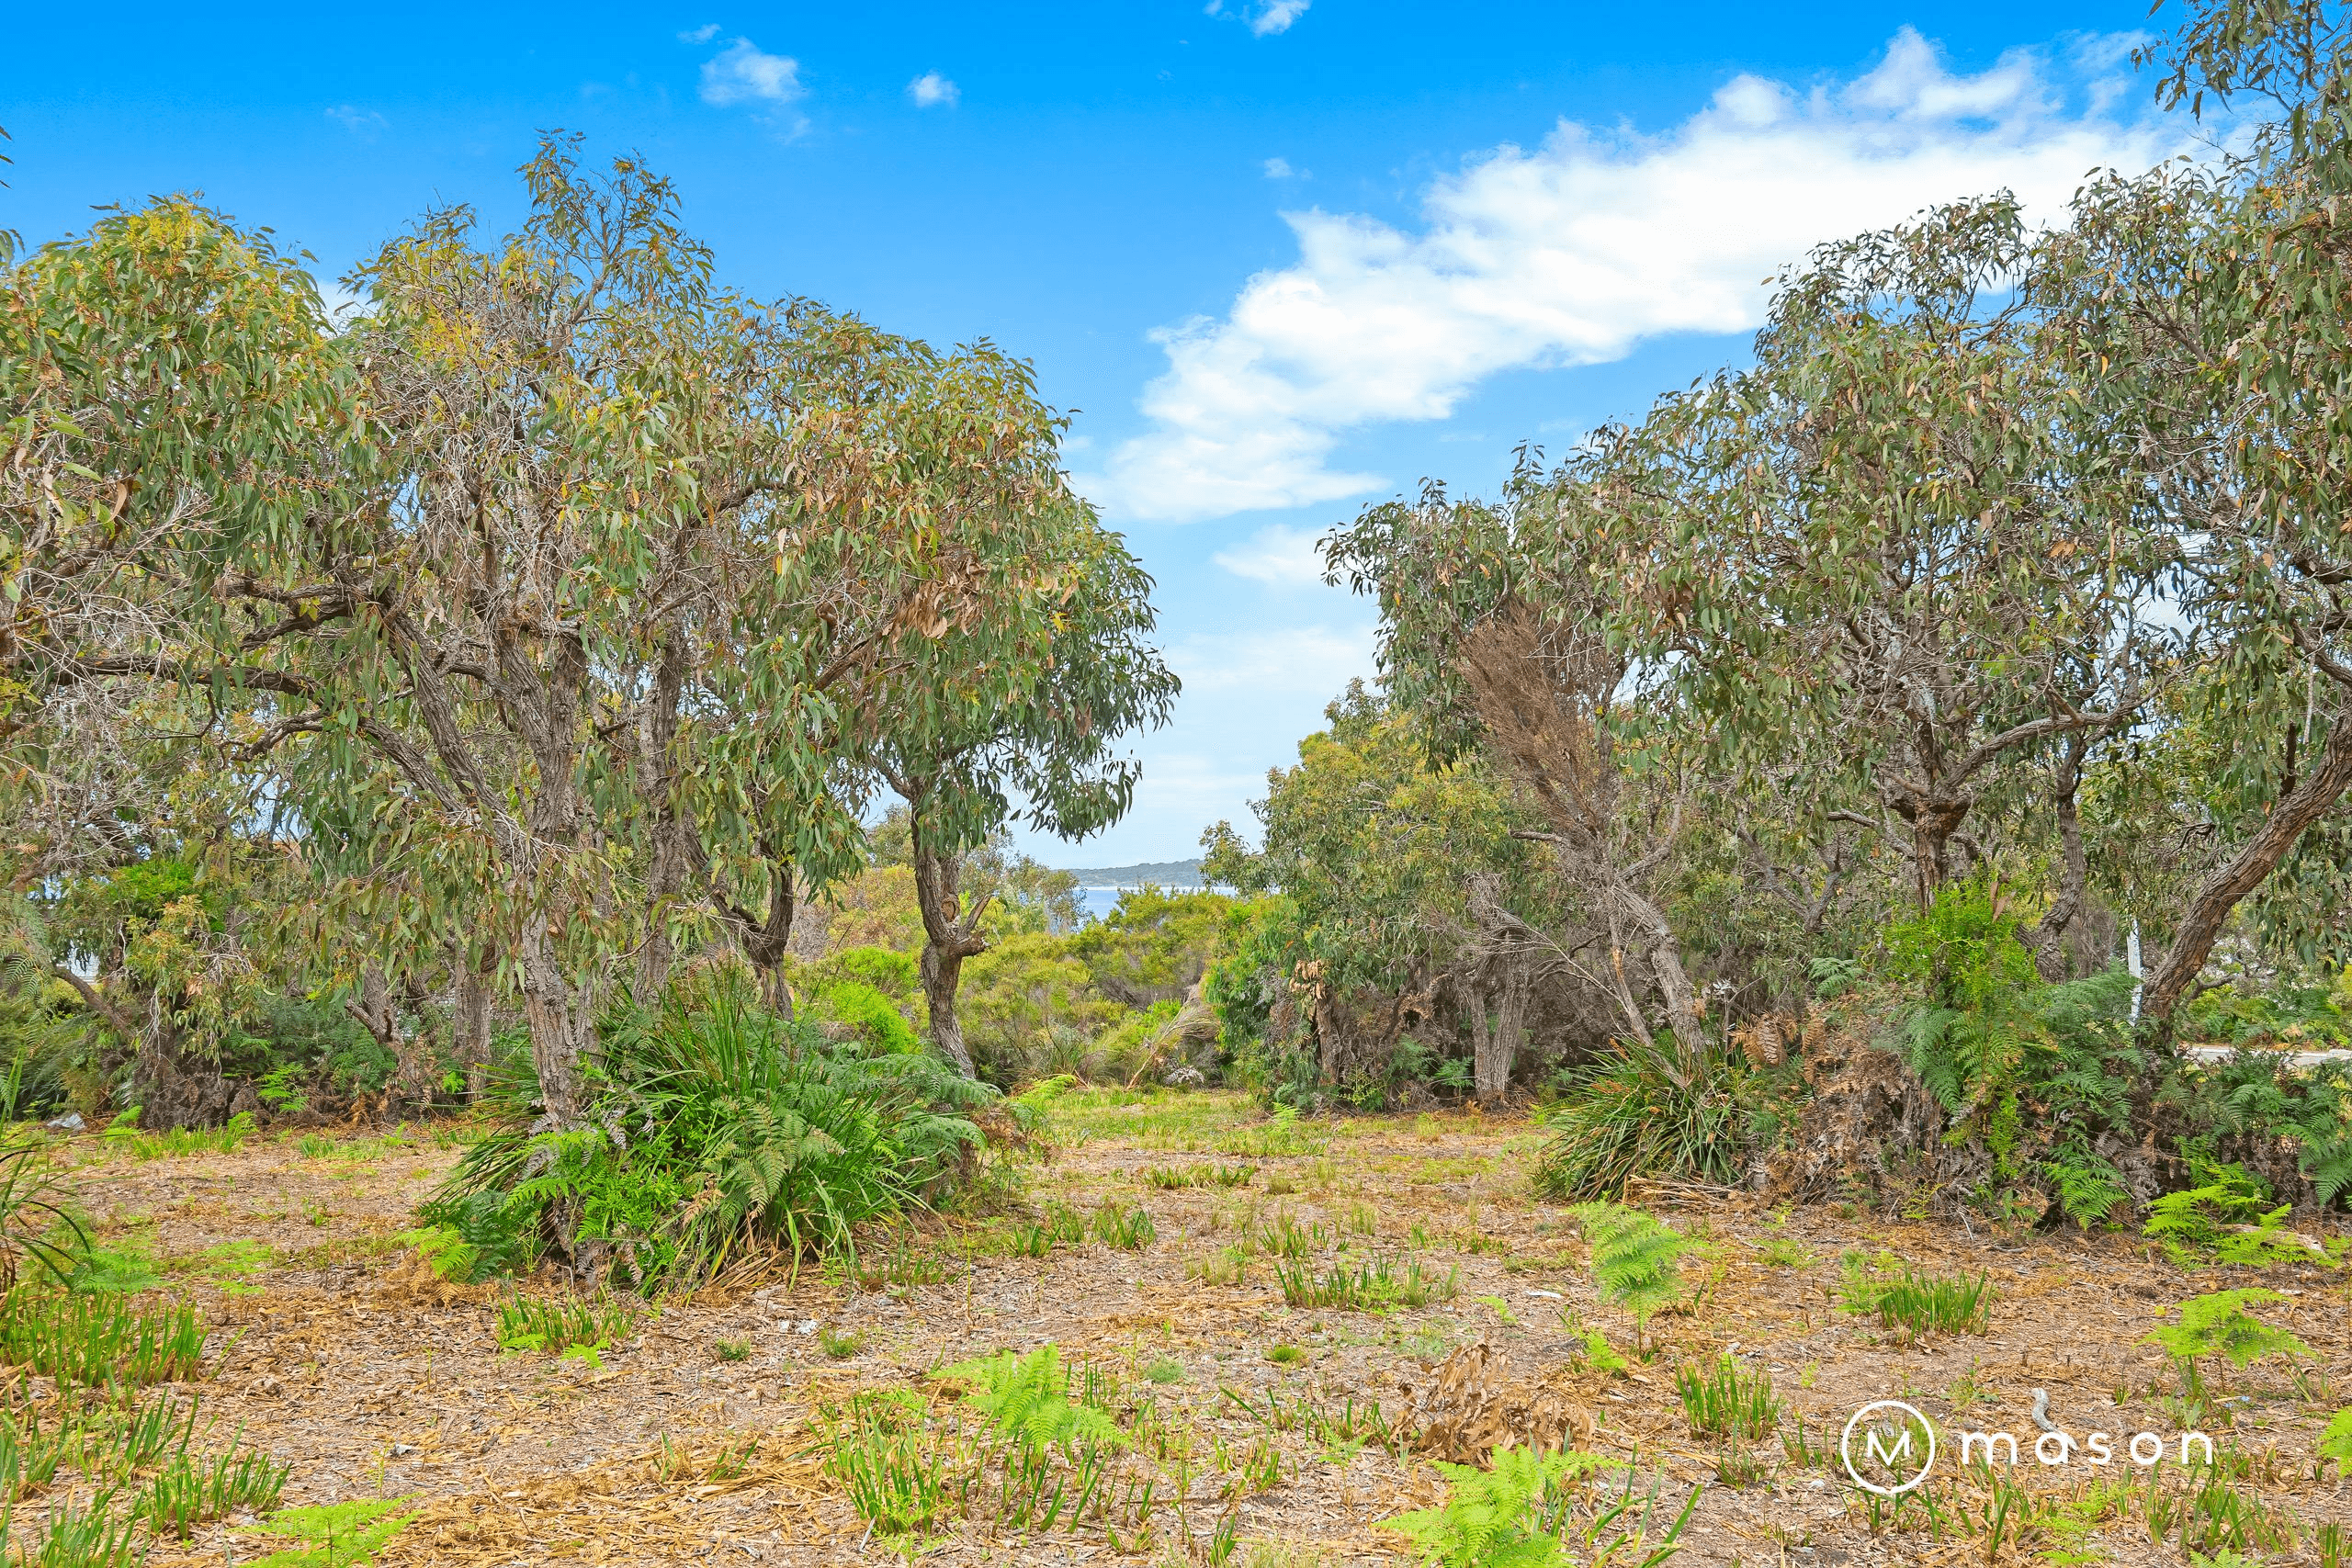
[911, 831, 989, 1077]
[2143, 696, 2352, 1022]
[733, 859, 797, 1016]
[1620, 883, 1706, 1077]
[1464, 874, 1532, 1102]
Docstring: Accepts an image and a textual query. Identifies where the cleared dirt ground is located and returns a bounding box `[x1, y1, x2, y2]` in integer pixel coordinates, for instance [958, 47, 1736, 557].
[65, 1089, 2352, 1566]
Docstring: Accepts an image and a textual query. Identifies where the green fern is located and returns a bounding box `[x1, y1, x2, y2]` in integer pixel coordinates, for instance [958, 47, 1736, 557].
[241, 1498, 414, 1567]
[1577, 1329, 1629, 1375]
[1377, 1446, 1623, 1568]
[942, 1344, 1126, 1456]
[2319, 1408, 2352, 1478]
[2143, 1162, 2325, 1266]
[2041, 1138, 2132, 1230]
[1568, 1202, 1693, 1348]
[2143, 1289, 2314, 1376]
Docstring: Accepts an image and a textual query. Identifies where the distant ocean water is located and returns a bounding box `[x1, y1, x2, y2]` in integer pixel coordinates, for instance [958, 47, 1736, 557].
[1070, 880, 1207, 922]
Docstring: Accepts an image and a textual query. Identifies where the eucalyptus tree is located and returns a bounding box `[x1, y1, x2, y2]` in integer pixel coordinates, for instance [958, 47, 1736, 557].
[187, 141, 1101, 1128]
[1326, 467, 1715, 1076]
[1201, 682, 1554, 1100]
[2008, 3, 2352, 1019]
[873, 510, 1176, 1075]
[0, 200, 333, 714]
[0, 199, 339, 868]
[1599, 199, 2179, 929]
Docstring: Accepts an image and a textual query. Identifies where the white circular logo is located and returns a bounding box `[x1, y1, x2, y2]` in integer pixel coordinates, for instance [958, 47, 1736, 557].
[1839, 1400, 1937, 1496]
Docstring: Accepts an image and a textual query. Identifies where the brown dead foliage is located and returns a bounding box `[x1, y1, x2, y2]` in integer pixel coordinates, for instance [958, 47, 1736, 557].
[1403, 1340, 1597, 1462]
[372, 1247, 492, 1310]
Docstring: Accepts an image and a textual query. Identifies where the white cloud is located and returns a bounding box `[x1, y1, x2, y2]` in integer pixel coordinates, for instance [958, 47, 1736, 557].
[324, 105, 388, 138]
[678, 22, 720, 43]
[1204, 0, 1310, 37]
[1212, 524, 1328, 585]
[1263, 156, 1295, 179]
[1078, 28, 2189, 523]
[909, 71, 960, 108]
[700, 38, 802, 107]
[1249, 0, 1310, 37]
[1168, 625, 1373, 695]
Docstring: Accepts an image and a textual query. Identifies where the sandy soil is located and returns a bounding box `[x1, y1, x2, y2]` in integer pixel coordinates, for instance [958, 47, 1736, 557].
[57, 1090, 2352, 1567]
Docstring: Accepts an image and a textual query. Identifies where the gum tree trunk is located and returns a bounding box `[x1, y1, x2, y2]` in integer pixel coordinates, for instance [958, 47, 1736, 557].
[2143, 698, 2352, 1021]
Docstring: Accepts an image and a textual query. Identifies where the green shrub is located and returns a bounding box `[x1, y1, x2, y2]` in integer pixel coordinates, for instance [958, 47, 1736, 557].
[2162, 1058, 2352, 1212]
[429, 976, 995, 1287]
[1533, 1034, 1757, 1201]
[812, 980, 922, 1055]
[1880, 883, 2145, 1220]
[805, 946, 920, 1006]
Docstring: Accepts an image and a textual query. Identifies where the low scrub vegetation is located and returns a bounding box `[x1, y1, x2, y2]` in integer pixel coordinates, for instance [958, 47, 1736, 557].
[425, 980, 997, 1286]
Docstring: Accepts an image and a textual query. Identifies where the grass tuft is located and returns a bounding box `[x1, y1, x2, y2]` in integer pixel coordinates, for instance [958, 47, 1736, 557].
[1272, 1254, 1457, 1311]
[1674, 1355, 1781, 1440]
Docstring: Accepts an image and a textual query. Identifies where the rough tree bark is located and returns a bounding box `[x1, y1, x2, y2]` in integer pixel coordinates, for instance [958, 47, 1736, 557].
[911, 829, 990, 1077]
[2026, 736, 2092, 982]
[453, 954, 493, 1103]
[2143, 695, 2352, 1021]
[1464, 874, 1533, 1103]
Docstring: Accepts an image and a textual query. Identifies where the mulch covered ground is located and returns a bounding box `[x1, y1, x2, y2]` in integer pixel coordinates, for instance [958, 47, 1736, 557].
[60, 1090, 2352, 1566]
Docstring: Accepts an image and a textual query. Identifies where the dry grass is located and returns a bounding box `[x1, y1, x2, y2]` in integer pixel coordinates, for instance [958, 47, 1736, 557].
[33, 1090, 2350, 1566]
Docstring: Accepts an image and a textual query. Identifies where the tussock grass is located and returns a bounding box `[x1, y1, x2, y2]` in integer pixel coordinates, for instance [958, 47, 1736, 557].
[1838, 1253, 1995, 1339]
[1272, 1253, 1457, 1311]
[1674, 1355, 1781, 1440]
[493, 1293, 641, 1358]
[1534, 1037, 1750, 1201]
[0, 1291, 207, 1390]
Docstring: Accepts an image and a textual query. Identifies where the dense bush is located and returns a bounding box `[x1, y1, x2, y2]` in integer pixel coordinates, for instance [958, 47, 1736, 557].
[1533, 1035, 1768, 1201]
[425, 978, 996, 1287]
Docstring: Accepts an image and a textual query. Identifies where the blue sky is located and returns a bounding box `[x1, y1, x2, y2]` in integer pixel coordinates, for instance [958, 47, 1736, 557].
[4, 0, 2188, 864]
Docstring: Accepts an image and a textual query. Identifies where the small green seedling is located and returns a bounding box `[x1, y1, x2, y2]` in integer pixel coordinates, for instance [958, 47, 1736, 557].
[2143, 1289, 2314, 1393]
[1568, 1202, 1693, 1352]
[241, 1498, 415, 1567]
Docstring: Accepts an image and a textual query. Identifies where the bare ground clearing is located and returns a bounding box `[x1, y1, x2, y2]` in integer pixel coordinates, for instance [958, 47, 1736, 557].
[58, 1090, 2352, 1567]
